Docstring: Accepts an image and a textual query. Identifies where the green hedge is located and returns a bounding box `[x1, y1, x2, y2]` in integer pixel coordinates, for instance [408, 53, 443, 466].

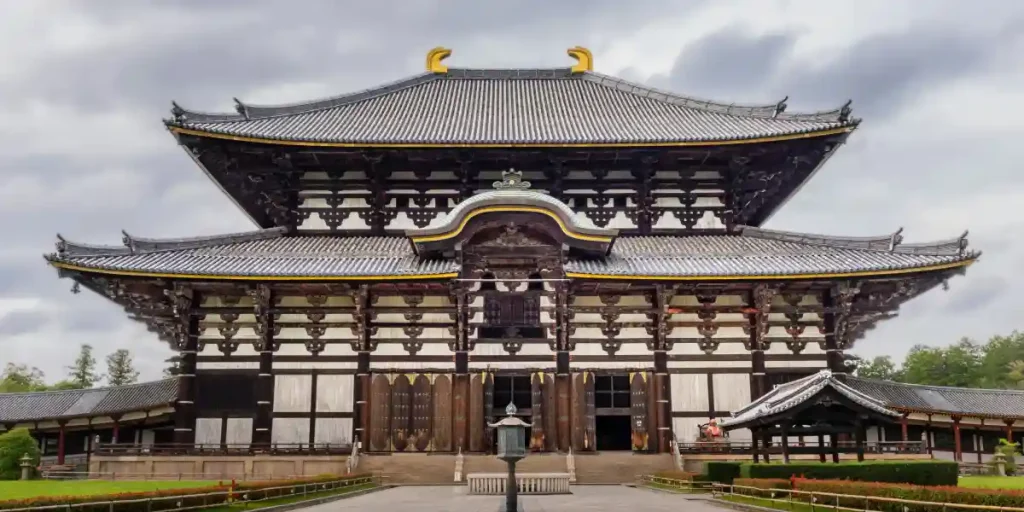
[795, 479, 1024, 512]
[0, 428, 40, 480]
[738, 460, 958, 486]
[0, 474, 373, 511]
[706, 461, 743, 484]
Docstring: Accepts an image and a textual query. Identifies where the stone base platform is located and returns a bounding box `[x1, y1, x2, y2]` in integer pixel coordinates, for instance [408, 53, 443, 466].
[89, 454, 348, 480]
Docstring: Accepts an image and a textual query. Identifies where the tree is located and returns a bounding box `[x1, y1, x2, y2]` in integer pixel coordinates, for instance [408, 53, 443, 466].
[0, 428, 40, 480]
[66, 344, 101, 389]
[0, 364, 47, 393]
[899, 339, 983, 388]
[105, 349, 139, 386]
[856, 356, 900, 380]
[162, 356, 181, 378]
[1008, 361, 1024, 390]
[979, 331, 1024, 389]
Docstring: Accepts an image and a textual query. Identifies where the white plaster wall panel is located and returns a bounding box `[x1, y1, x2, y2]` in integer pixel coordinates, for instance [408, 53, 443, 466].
[573, 361, 653, 369]
[765, 361, 828, 370]
[273, 375, 313, 413]
[960, 417, 983, 426]
[674, 418, 700, 446]
[766, 343, 825, 356]
[713, 374, 752, 412]
[141, 430, 156, 447]
[866, 428, 879, 444]
[225, 418, 253, 447]
[378, 361, 457, 370]
[195, 418, 222, 447]
[276, 344, 313, 356]
[671, 374, 708, 412]
[669, 361, 751, 369]
[315, 418, 353, 446]
[197, 362, 261, 370]
[909, 413, 930, 422]
[274, 362, 359, 370]
[231, 344, 260, 357]
[272, 418, 310, 444]
[932, 450, 956, 461]
[470, 361, 556, 370]
[317, 375, 355, 413]
[321, 343, 357, 356]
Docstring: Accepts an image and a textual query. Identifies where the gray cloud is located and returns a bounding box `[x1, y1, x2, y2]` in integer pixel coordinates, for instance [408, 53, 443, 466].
[1, 0, 1022, 379]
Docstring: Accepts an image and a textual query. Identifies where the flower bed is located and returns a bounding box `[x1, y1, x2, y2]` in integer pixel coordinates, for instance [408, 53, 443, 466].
[0, 474, 373, 511]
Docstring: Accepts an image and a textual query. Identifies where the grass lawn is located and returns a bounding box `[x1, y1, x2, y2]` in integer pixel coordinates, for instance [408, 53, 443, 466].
[204, 483, 377, 511]
[721, 494, 817, 512]
[959, 475, 1024, 489]
[0, 480, 223, 500]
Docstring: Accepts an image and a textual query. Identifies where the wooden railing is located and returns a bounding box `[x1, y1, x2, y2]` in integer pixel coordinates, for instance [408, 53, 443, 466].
[93, 442, 353, 457]
[677, 440, 927, 455]
[712, 483, 1024, 512]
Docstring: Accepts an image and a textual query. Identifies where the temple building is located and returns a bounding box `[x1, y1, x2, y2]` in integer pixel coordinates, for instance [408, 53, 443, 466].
[12, 47, 992, 477]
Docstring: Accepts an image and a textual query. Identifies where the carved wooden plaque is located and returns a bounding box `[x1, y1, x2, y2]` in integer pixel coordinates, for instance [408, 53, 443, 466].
[530, 372, 545, 451]
[391, 374, 412, 452]
[584, 371, 596, 451]
[469, 373, 485, 452]
[369, 374, 392, 452]
[432, 374, 452, 452]
[411, 374, 432, 452]
[483, 372, 495, 452]
[543, 373, 557, 452]
[630, 372, 649, 451]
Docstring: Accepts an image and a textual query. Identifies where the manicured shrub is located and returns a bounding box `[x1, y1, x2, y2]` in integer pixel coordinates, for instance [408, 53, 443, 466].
[794, 478, 1024, 512]
[653, 470, 698, 481]
[0, 473, 373, 511]
[0, 428, 40, 480]
[738, 460, 958, 486]
[705, 461, 743, 484]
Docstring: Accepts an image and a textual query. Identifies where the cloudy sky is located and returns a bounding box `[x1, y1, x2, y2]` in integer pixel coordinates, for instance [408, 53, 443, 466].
[1, 0, 1022, 384]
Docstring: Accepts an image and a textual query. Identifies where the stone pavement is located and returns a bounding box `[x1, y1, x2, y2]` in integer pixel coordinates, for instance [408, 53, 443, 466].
[304, 485, 724, 511]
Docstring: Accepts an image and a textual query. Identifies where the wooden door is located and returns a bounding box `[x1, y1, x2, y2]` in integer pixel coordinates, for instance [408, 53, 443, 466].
[530, 372, 545, 451]
[368, 374, 392, 452]
[556, 374, 571, 452]
[571, 372, 585, 451]
[543, 373, 557, 452]
[483, 372, 494, 452]
[584, 371, 596, 451]
[630, 372, 650, 451]
[391, 375, 412, 452]
[432, 374, 452, 452]
[411, 374, 432, 452]
[469, 373, 485, 452]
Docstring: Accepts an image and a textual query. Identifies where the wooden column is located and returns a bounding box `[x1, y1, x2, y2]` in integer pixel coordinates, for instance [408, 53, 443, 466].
[751, 428, 760, 463]
[252, 285, 275, 447]
[855, 419, 866, 462]
[925, 417, 933, 455]
[453, 352, 469, 452]
[652, 286, 673, 453]
[953, 417, 962, 462]
[172, 288, 199, 445]
[56, 422, 67, 465]
[111, 415, 121, 444]
[818, 434, 826, 462]
[821, 289, 844, 374]
[977, 426, 983, 464]
[353, 285, 372, 450]
[1006, 420, 1015, 442]
[555, 352, 571, 452]
[761, 429, 771, 463]
[829, 432, 840, 463]
[900, 413, 909, 448]
[780, 424, 790, 464]
[748, 286, 776, 399]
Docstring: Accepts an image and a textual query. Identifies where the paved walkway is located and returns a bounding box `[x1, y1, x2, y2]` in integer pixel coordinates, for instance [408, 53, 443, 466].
[306, 485, 722, 511]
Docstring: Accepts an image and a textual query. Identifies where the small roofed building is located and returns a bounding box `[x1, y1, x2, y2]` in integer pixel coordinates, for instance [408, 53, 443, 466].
[36, 47, 982, 479]
[720, 370, 900, 463]
[0, 380, 177, 470]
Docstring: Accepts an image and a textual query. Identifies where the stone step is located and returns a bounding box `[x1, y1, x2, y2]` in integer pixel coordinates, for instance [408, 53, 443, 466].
[572, 452, 675, 484]
[358, 454, 458, 484]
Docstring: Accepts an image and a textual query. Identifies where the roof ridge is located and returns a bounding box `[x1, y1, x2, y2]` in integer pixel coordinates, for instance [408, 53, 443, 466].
[166, 66, 857, 126]
[582, 72, 855, 123]
[0, 378, 177, 398]
[847, 375, 1024, 395]
[50, 227, 287, 259]
[740, 226, 976, 257]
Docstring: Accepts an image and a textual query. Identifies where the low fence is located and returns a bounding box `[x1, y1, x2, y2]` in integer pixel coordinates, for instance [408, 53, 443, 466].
[39, 470, 350, 482]
[0, 474, 380, 512]
[711, 483, 1024, 512]
[93, 442, 353, 457]
[466, 473, 571, 495]
[677, 440, 927, 455]
[638, 475, 714, 492]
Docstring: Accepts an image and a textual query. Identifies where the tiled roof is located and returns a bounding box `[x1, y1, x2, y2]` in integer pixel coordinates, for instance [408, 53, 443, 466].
[845, 377, 1024, 420]
[721, 370, 898, 428]
[47, 226, 975, 279]
[0, 379, 178, 423]
[166, 68, 855, 145]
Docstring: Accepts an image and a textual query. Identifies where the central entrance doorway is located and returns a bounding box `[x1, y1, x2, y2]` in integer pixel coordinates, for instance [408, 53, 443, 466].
[491, 374, 532, 452]
[595, 374, 633, 451]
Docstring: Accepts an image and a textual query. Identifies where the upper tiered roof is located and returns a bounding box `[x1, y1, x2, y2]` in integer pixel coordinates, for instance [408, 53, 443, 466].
[166, 47, 856, 147]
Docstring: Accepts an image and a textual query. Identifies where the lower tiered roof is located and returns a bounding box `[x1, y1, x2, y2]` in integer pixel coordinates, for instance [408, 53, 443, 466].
[0, 379, 178, 423]
[45, 226, 976, 280]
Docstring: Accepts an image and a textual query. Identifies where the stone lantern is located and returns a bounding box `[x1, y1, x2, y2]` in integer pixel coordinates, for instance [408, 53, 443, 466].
[19, 453, 34, 481]
[489, 403, 531, 512]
